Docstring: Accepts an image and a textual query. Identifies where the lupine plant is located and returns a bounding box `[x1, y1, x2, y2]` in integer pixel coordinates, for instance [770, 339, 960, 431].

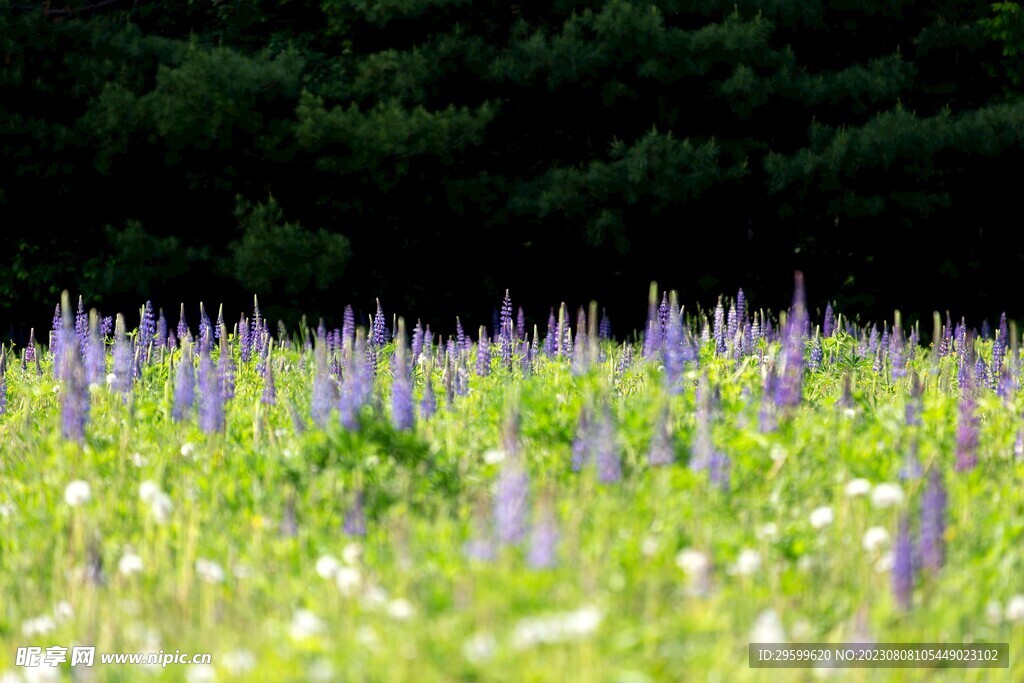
[0, 277, 1022, 681]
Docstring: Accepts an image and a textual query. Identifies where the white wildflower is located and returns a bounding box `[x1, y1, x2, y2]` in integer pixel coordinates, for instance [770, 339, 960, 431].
[870, 483, 904, 508]
[195, 559, 225, 584]
[119, 552, 144, 577]
[862, 527, 890, 553]
[750, 609, 787, 643]
[844, 478, 872, 497]
[315, 555, 340, 580]
[733, 549, 761, 576]
[809, 506, 834, 530]
[64, 480, 91, 507]
[1005, 595, 1024, 623]
[289, 609, 324, 640]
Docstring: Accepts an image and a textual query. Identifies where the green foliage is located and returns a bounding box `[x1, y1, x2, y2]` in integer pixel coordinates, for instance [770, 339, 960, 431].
[1, 0, 1023, 325]
[230, 196, 350, 298]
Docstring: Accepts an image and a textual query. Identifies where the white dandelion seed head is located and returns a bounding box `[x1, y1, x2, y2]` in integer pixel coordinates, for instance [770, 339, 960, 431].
[64, 480, 91, 507]
[733, 549, 762, 576]
[138, 480, 161, 504]
[105, 372, 117, 386]
[335, 566, 362, 596]
[483, 448, 506, 465]
[289, 609, 324, 640]
[130, 452, 147, 467]
[315, 555, 341, 580]
[387, 598, 415, 621]
[870, 483, 904, 508]
[675, 548, 711, 576]
[180, 442, 196, 458]
[119, 552, 144, 577]
[844, 478, 872, 497]
[640, 535, 659, 557]
[862, 527, 890, 553]
[0, 502, 14, 519]
[750, 609, 787, 643]
[809, 506, 834, 530]
[756, 523, 779, 540]
[1006, 595, 1024, 623]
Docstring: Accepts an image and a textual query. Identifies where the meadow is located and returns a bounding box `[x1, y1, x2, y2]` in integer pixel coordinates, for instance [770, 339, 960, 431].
[1, 279, 1022, 682]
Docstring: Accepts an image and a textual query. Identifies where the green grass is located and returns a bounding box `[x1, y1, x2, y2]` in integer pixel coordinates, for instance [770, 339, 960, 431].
[0, 328, 1022, 682]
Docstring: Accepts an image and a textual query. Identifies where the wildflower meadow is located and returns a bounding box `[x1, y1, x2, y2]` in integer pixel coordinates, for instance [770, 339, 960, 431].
[1, 276, 1023, 682]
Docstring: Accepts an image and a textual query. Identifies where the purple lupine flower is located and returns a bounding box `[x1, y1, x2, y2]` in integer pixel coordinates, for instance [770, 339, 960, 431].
[218, 334, 235, 401]
[561, 318, 573, 359]
[899, 438, 923, 481]
[658, 292, 669, 336]
[727, 300, 739, 345]
[992, 328, 1005, 387]
[891, 328, 906, 378]
[892, 515, 915, 611]
[648, 406, 675, 466]
[615, 343, 633, 380]
[544, 309, 557, 356]
[713, 298, 726, 356]
[955, 382, 979, 472]
[775, 272, 806, 410]
[516, 306, 526, 340]
[664, 299, 685, 394]
[75, 296, 87, 353]
[199, 303, 213, 348]
[420, 368, 436, 419]
[599, 308, 612, 340]
[494, 456, 529, 545]
[59, 304, 89, 442]
[177, 303, 189, 342]
[156, 309, 169, 349]
[25, 328, 37, 364]
[338, 305, 353, 346]
[279, 497, 298, 538]
[411, 320, 424, 362]
[50, 303, 61, 360]
[708, 447, 730, 491]
[571, 405, 592, 471]
[920, 468, 947, 574]
[214, 305, 224, 340]
[111, 315, 134, 394]
[873, 347, 885, 375]
[527, 499, 559, 569]
[261, 350, 276, 406]
[198, 344, 225, 433]
[391, 319, 415, 431]
[823, 302, 835, 338]
[499, 290, 513, 367]
[455, 317, 466, 351]
[808, 333, 823, 371]
[138, 300, 155, 365]
[84, 316, 105, 387]
[344, 491, 367, 536]
[250, 296, 264, 360]
[595, 405, 621, 483]
[476, 327, 491, 376]
[371, 299, 387, 346]
[571, 307, 589, 375]
[311, 333, 335, 427]
[172, 345, 196, 422]
[239, 313, 252, 363]
[339, 330, 372, 429]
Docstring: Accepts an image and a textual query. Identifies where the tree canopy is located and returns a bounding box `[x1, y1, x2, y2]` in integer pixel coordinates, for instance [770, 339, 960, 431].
[2, 0, 1022, 332]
